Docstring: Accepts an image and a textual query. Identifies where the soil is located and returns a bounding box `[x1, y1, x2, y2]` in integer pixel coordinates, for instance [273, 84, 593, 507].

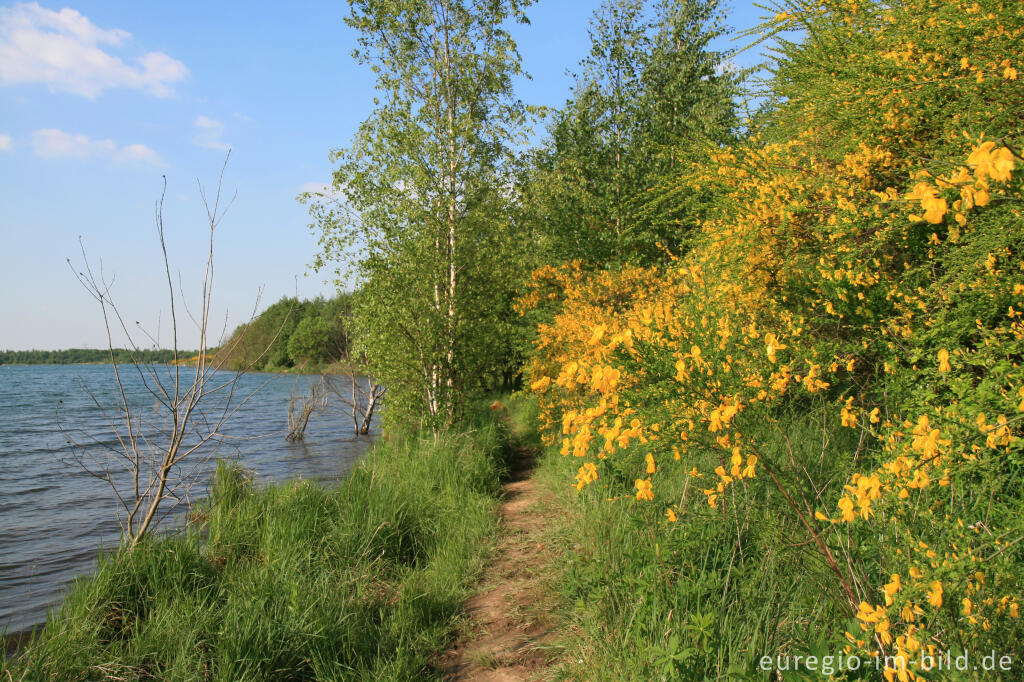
[437, 444, 560, 681]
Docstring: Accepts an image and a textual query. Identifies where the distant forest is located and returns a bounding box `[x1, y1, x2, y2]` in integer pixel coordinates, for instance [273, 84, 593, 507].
[0, 348, 194, 365]
[2, 295, 351, 371]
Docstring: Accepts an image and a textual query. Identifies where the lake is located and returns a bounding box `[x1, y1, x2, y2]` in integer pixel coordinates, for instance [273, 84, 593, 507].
[0, 364, 376, 636]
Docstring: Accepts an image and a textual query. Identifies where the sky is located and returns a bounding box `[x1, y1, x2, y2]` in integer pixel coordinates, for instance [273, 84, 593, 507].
[0, 0, 774, 351]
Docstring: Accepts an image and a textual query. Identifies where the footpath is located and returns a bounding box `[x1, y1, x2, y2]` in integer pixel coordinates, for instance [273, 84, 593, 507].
[438, 439, 560, 681]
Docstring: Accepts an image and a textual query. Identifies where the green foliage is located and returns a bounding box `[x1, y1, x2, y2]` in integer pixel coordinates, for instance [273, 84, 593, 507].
[522, 0, 740, 266]
[307, 0, 536, 431]
[220, 293, 351, 371]
[286, 316, 333, 365]
[3, 402, 515, 681]
[523, 0, 1024, 677]
[539, 408, 868, 680]
[0, 348, 195, 365]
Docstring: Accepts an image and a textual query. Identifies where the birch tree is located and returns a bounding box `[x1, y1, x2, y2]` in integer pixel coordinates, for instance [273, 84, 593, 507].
[308, 0, 533, 431]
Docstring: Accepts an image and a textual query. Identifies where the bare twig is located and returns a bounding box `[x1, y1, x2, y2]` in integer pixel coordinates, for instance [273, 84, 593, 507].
[61, 157, 269, 549]
[286, 377, 328, 442]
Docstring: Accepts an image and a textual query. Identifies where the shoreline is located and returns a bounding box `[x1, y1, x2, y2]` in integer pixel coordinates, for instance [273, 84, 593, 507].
[0, 361, 358, 376]
[0, 365, 376, 663]
[2, 398, 515, 678]
[3, 629, 34, 659]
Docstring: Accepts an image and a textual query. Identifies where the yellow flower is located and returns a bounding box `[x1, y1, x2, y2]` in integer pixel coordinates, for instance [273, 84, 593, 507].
[530, 375, 551, 392]
[575, 462, 599, 490]
[927, 581, 943, 608]
[883, 574, 901, 605]
[590, 365, 621, 394]
[665, 508, 677, 522]
[674, 358, 688, 382]
[968, 142, 1015, 183]
[730, 447, 743, 476]
[921, 194, 947, 224]
[937, 349, 951, 372]
[635, 478, 654, 501]
[974, 185, 990, 206]
[841, 403, 858, 428]
[764, 332, 787, 363]
[838, 496, 856, 522]
[907, 181, 949, 223]
[645, 453, 656, 474]
[856, 601, 886, 624]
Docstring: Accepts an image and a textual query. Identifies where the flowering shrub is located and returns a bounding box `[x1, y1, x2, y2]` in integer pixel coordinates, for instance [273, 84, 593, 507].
[522, 0, 1024, 676]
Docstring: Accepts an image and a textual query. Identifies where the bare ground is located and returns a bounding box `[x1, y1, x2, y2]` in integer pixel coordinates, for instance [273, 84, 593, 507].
[437, 444, 560, 681]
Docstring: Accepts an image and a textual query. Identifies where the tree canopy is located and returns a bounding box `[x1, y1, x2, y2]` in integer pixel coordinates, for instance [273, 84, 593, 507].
[219, 293, 352, 371]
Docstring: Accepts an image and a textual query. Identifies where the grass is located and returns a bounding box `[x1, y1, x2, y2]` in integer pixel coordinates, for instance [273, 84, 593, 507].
[533, 401, 871, 681]
[468, 649, 503, 670]
[3, 401, 513, 681]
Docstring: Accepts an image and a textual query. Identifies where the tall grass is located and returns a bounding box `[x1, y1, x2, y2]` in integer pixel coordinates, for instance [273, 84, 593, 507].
[4, 403, 512, 681]
[537, 402, 871, 680]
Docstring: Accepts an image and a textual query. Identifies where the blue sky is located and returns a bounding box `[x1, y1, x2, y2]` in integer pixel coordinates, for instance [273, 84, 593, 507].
[0, 0, 774, 350]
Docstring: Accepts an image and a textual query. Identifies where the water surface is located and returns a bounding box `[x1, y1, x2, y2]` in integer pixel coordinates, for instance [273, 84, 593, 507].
[0, 364, 376, 634]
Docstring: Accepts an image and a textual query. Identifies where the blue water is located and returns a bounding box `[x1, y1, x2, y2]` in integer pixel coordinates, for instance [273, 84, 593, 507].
[0, 364, 376, 634]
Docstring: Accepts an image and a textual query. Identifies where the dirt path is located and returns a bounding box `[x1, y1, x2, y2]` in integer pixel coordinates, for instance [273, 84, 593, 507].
[438, 444, 559, 681]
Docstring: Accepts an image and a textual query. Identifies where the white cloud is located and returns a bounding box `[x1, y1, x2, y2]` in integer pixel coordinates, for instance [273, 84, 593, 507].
[31, 128, 113, 158]
[0, 134, 11, 150]
[115, 142, 161, 165]
[296, 181, 346, 202]
[193, 115, 229, 150]
[0, 2, 188, 98]
[30, 128, 162, 165]
[297, 181, 331, 195]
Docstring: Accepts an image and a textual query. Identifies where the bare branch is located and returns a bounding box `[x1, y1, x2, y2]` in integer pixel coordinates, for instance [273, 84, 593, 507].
[64, 155, 271, 549]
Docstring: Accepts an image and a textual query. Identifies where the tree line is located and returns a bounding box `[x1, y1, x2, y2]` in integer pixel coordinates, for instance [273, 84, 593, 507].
[0, 348, 193, 365]
[3, 293, 354, 373]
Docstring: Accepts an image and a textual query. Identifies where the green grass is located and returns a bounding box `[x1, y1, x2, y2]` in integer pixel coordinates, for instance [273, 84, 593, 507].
[3, 402, 513, 681]
[534, 402, 871, 681]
